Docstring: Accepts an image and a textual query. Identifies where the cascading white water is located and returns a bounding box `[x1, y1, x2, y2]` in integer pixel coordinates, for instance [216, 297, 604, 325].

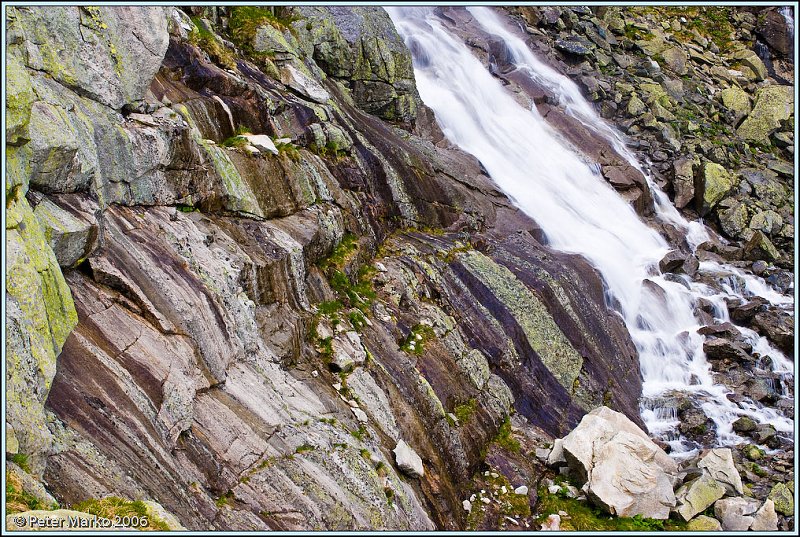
[387, 6, 794, 451]
[780, 6, 795, 40]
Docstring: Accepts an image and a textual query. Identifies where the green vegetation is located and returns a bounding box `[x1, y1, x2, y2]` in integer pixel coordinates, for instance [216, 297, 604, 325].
[222, 135, 249, 149]
[492, 417, 521, 453]
[275, 140, 301, 162]
[188, 17, 237, 70]
[536, 486, 688, 531]
[10, 453, 30, 473]
[214, 491, 234, 508]
[229, 6, 300, 50]
[6, 470, 48, 514]
[400, 323, 435, 355]
[295, 443, 316, 454]
[308, 140, 348, 161]
[73, 497, 171, 530]
[384, 486, 395, 505]
[318, 233, 359, 271]
[453, 398, 478, 423]
[350, 424, 369, 441]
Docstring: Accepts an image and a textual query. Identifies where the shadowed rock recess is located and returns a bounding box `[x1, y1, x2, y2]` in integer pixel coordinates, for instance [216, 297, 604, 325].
[4, 5, 794, 531]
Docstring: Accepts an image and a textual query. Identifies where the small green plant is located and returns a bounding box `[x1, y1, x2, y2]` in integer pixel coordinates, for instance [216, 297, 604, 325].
[73, 496, 171, 530]
[384, 486, 395, 505]
[9, 453, 30, 473]
[214, 491, 234, 508]
[400, 324, 436, 355]
[350, 425, 368, 441]
[359, 448, 371, 460]
[493, 417, 521, 453]
[275, 140, 301, 162]
[188, 17, 237, 70]
[349, 310, 367, 331]
[453, 398, 478, 424]
[295, 443, 316, 454]
[222, 135, 249, 148]
[6, 470, 48, 514]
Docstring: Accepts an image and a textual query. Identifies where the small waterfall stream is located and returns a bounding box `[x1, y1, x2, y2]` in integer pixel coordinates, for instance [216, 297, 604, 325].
[387, 6, 793, 452]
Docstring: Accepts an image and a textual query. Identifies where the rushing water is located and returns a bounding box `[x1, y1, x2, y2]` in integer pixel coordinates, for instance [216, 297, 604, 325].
[780, 6, 795, 41]
[387, 6, 794, 451]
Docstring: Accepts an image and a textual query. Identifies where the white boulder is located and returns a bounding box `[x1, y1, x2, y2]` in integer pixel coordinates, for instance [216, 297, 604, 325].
[393, 439, 424, 478]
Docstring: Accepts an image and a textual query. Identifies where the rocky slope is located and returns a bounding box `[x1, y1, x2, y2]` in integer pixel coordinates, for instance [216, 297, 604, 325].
[4, 5, 795, 531]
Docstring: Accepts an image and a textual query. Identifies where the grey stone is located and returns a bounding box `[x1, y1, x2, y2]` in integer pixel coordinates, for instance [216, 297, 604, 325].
[697, 448, 744, 495]
[393, 439, 424, 478]
[714, 497, 759, 531]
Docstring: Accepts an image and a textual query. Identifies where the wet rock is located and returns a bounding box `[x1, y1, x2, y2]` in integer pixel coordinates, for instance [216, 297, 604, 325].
[751, 309, 793, 353]
[756, 8, 793, 56]
[728, 298, 767, 324]
[743, 231, 780, 261]
[393, 439, 424, 478]
[714, 497, 760, 530]
[674, 474, 726, 521]
[732, 416, 758, 434]
[560, 407, 677, 519]
[697, 448, 744, 495]
[658, 250, 688, 274]
[703, 338, 751, 363]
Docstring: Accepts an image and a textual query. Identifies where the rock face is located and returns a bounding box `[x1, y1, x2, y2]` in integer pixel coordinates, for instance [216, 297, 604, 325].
[559, 407, 678, 519]
[5, 5, 651, 531]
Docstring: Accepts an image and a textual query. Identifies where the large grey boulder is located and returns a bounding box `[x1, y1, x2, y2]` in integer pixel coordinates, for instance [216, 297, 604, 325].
[750, 499, 779, 531]
[697, 448, 743, 495]
[393, 439, 424, 478]
[32, 195, 98, 268]
[714, 497, 759, 531]
[674, 474, 726, 521]
[10, 6, 170, 110]
[329, 331, 367, 373]
[560, 406, 678, 519]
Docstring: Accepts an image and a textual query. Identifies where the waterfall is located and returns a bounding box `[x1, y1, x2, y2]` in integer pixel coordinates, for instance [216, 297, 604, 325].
[780, 6, 795, 40]
[387, 6, 793, 451]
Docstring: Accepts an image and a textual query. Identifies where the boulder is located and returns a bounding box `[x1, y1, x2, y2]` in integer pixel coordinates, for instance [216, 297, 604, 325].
[240, 134, 279, 155]
[11, 7, 170, 110]
[698, 162, 735, 215]
[737, 86, 794, 142]
[672, 157, 695, 209]
[674, 474, 726, 521]
[742, 231, 780, 261]
[697, 448, 744, 495]
[560, 407, 677, 519]
[768, 482, 793, 516]
[714, 497, 759, 531]
[329, 331, 367, 373]
[729, 49, 768, 81]
[32, 196, 98, 268]
[750, 499, 779, 531]
[393, 439, 424, 478]
[279, 62, 331, 104]
[555, 36, 595, 56]
[686, 514, 722, 531]
[718, 87, 751, 125]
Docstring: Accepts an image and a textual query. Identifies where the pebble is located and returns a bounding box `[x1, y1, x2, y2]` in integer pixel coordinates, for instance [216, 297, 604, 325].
[481, 497, 491, 504]
[462, 500, 472, 512]
[311, 370, 319, 377]
[548, 485, 562, 494]
[514, 485, 529, 495]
